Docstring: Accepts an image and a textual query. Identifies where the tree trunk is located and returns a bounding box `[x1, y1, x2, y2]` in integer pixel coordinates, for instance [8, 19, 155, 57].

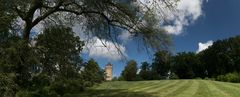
[23, 23, 32, 41]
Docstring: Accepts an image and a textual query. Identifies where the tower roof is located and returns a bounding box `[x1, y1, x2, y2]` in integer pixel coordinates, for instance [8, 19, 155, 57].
[106, 62, 112, 66]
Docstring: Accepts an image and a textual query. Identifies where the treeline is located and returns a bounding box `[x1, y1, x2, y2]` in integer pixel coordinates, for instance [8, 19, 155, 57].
[119, 36, 240, 82]
[0, 26, 105, 97]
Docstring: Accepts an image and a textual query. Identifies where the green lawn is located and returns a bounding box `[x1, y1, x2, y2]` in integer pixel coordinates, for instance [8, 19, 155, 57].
[78, 80, 240, 97]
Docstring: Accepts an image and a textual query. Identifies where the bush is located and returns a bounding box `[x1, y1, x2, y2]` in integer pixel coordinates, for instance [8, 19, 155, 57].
[0, 73, 18, 97]
[216, 72, 240, 83]
[50, 79, 84, 96]
[16, 87, 58, 97]
[29, 74, 51, 90]
[118, 76, 125, 81]
[195, 77, 202, 80]
[16, 78, 85, 97]
[169, 73, 179, 79]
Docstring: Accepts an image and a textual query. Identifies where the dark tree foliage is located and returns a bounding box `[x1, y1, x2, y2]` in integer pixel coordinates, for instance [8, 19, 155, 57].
[0, 0, 16, 34]
[139, 62, 151, 80]
[0, 37, 38, 88]
[121, 60, 138, 81]
[0, 73, 18, 97]
[199, 36, 240, 77]
[36, 26, 84, 79]
[151, 50, 171, 79]
[82, 59, 105, 87]
[134, 36, 240, 81]
[172, 52, 196, 79]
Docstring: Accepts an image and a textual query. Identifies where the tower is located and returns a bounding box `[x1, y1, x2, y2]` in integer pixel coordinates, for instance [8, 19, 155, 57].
[105, 63, 112, 81]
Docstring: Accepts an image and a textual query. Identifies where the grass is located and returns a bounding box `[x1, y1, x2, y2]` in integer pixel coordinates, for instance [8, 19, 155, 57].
[77, 80, 240, 97]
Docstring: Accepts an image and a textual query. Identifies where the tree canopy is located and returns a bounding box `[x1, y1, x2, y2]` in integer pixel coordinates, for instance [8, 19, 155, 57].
[121, 60, 138, 81]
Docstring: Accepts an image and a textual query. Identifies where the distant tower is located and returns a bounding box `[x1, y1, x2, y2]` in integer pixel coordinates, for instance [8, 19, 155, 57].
[105, 63, 113, 81]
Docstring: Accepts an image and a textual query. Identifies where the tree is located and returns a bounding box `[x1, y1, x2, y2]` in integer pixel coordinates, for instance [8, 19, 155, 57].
[199, 36, 240, 77]
[151, 50, 171, 79]
[36, 26, 84, 79]
[121, 60, 138, 81]
[0, 0, 16, 34]
[172, 52, 198, 79]
[139, 62, 151, 80]
[0, 73, 18, 97]
[82, 59, 104, 87]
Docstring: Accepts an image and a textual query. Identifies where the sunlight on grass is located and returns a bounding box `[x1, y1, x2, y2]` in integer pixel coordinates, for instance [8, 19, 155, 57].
[80, 80, 240, 97]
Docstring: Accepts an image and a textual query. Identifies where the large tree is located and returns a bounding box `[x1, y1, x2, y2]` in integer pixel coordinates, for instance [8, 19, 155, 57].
[82, 59, 104, 87]
[36, 26, 84, 79]
[151, 50, 171, 79]
[139, 62, 151, 80]
[172, 52, 200, 79]
[121, 60, 138, 81]
[199, 36, 240, 77]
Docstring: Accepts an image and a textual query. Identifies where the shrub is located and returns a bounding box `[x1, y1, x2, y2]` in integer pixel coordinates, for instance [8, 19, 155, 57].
[169, 73, 179, 79]
[118, 76, 125, 81]
[195, 77, 202, 80]
[17, 78, 84, 97]
[216, 72, 240, 83]
[16, 87, 58, 97]
[29, 74, 51, 90]
[50, 79, 84, 96]
[0, 73, 18, 97]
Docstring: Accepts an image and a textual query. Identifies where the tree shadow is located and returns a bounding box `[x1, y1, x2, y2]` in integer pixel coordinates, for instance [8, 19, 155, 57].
[76, 89, 156, 97]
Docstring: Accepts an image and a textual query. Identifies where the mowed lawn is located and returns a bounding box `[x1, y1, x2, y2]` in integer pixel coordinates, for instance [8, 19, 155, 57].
[78, 80, 240, 97]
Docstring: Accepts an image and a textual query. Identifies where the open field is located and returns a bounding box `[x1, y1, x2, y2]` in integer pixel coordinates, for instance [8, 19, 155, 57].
[77, 80, 240, 97]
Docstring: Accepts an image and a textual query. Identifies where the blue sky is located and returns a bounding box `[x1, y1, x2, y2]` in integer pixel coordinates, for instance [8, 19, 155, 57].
[81, 0, 240, 77]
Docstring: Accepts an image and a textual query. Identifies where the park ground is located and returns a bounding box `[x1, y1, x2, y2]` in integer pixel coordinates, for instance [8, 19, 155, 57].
[77, 80, 240, 97]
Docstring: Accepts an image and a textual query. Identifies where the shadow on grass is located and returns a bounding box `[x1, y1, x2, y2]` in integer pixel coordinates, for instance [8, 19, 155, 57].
[71, 89, 155, 97]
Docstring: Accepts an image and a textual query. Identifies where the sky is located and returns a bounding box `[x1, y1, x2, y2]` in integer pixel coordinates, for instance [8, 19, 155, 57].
[30, 0, 240, 77]
[79, 0, 240, 77]
[80, 0, 240, 77]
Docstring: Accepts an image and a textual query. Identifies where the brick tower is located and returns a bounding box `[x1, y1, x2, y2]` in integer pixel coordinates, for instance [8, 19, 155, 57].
[105, 63, 112, 81]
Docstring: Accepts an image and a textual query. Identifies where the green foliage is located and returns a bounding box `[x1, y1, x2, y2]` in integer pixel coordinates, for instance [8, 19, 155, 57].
[0, 26, 104, 96]
[16, 79, 84, 97]
[169, 72, 179, 79]
[216, 72, 240, 83]
[0, 73, 18, 97]
[199, 36, 240, 77]
[172, 52, 200, 79]
[16, 88, 58, 97]
[28, 74, 51, 90]
[0, 0, 16, 34]
[1, 38, 39, 88]
[36, 26, 84, 79]
[121, 60, 138, 81]
[117, 76, 125, 81]
[50, 79, 84, 96]
[151, 50, 171, 79]
[82, 59, 105, 87]
[139, 62, 151, 80]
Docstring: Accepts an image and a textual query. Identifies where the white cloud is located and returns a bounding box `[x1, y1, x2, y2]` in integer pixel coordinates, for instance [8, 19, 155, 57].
[83, 37, 127, 61]
[138, 0, 205, 35]
[73, 24, 128, 61]
[164, 0, 204, 35]
[196, 40, 213, 53]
